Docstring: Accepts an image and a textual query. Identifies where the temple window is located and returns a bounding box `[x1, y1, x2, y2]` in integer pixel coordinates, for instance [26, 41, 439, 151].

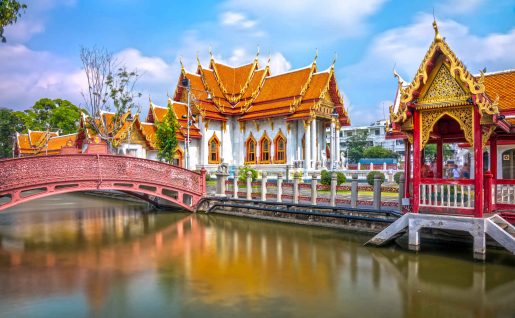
[246, 135, 257, 164]
[274, 132, 286, 164]
[208, 134, 221, 164]
[173, 149, 183, 167]
[259, 133, 271, 164]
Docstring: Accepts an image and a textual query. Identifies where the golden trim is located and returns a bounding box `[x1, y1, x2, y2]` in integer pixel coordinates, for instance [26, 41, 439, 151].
[420, 106, 474, 149]
[482, 126, 495, 147]
[258, 131, 272, 164]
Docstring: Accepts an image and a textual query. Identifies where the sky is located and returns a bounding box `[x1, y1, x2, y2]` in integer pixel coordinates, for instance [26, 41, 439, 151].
[1, 0, 514, 126]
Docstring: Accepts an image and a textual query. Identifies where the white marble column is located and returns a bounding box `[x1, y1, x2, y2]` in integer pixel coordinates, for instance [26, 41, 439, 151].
[199, 116, 205, 166]
[311, 119, 317, 167]
[304, 121, 311, 171]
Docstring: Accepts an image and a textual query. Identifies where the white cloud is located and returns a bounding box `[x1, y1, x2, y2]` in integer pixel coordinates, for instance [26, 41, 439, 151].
[0, 44, 86, 109]
[115, 48, 174, 83]
[348, 101, 391, 127]
[438, 0, 484, 14]
[222, 0, 386, 38]
[2, 0, 77, 43]
[220, 11, 257, 29]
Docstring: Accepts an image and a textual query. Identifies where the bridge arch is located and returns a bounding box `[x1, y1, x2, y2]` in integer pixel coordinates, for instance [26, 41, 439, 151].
[0, 154, 206, 212]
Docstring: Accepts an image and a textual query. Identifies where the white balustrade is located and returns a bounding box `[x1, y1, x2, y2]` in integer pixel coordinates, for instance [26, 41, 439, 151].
[419, 182, 474, 209]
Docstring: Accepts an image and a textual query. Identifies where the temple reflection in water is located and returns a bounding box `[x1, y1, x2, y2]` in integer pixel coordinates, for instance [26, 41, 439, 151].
[0, 194, 514, 317]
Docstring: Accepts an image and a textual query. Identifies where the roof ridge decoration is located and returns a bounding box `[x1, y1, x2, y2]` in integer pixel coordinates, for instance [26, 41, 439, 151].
[392, 19, 498, 123]
[290, 54, 318, 113]
[208, 50, 260, 106]
[240, 66, 270, 114]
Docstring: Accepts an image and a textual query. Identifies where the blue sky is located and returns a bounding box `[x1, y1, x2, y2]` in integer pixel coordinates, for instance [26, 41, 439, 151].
[1, 0, 514, 126]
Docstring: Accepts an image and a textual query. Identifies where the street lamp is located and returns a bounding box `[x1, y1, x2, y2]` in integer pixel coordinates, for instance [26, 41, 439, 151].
[180, 77, 212, 170]
[331, 108, 339, 171]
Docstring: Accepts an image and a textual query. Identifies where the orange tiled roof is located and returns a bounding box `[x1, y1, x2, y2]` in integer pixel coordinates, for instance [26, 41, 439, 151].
[483, 70, 515, 111]
[17, 132, 79, 156]
[173, 53, 350, 126]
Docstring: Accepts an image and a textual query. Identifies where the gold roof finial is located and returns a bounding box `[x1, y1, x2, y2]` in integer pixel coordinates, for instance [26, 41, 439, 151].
[148, 94, 152, 104]
[256, 45, 260, 58]
[331, 52, 337, 69]
[314, 48, 318, 63]
[432, 11, 443, 42]
[179, 56, 185, 71]
[209, 46, 214, 60]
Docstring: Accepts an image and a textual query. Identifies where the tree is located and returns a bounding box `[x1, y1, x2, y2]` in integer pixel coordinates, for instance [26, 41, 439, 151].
[0, 108, 23, 158]
[80, 47, 142, 148]
[0, 0, 27, 43]
[363, 145, 399, 159]
[342, 130, 369, 163]
[155, 104, 178, 163]
[424, 144, 454, 161]
[14, 98, 81, 134]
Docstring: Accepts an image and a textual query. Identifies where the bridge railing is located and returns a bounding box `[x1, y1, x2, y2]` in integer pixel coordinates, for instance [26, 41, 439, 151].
[0, 154, 205, 196]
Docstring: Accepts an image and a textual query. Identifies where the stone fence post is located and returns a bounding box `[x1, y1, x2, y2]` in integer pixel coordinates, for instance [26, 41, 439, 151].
[246, 171, 252, 200]
[277, 173, 283, 203]
[261, 171, 267, 201]
[330, 172, 337, 207]
[293, 172, 300, 204]
[233, 169, 239, 199]
[398, 173, 405, 212]
[351, 174, 358, 208]
[215, 166, 229, 197]
[373, 174, 381, 210]
[311, 172, 318, 205]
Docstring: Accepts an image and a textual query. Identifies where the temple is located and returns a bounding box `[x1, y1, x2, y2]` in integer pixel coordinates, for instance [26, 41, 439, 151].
[14, 51, 350, 174]
[387, 20, 515, 217]
[172, 50, 350, 172]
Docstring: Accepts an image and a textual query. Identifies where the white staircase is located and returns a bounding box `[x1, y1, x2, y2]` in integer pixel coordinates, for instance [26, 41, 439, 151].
[365, 213, 515, 260]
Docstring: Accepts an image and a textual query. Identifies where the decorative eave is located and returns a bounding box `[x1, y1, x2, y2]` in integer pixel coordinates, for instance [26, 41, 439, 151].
[240, 65, 271, 113]
[208, 49, 260, 105]
[290, 54, 318, 113]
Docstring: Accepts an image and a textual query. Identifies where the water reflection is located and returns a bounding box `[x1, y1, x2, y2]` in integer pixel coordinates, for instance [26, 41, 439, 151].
[0, 193, 514, 318]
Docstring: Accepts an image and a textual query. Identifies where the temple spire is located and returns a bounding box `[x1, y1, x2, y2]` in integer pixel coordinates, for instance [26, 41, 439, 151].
[432, 16, 443, 42]
[330, 52, 337, 70]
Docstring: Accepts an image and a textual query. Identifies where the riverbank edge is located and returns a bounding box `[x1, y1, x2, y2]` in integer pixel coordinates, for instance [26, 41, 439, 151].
[197, 197, 508, 250]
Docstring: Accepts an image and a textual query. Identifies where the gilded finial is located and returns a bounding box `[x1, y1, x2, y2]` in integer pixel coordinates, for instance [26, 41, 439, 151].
[209, 46, 214, 60]
[314, 48, 318, 62]
[256, 45, 260, 58]
[331, 52, 337, 69]
[148, 94, 152, 104]
[432, 12, 443, 42]
[179, 56, 185, 71]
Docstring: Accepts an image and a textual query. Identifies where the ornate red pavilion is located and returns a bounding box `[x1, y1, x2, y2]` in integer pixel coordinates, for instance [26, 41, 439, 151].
[388, 20, 515, 218]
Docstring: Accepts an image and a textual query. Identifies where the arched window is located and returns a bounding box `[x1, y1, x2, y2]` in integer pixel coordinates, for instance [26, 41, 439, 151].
[208, 133, 221, 164]
[245, 134, 257, 164]
[274, 131, 286, 164]
[173, 148, 183, 167]
[259, 133, 271, 164]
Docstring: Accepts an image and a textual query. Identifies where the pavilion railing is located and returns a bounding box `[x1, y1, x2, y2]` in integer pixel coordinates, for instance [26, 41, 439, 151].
[419, 178, 475, 211]
[491, 179, 515, 209]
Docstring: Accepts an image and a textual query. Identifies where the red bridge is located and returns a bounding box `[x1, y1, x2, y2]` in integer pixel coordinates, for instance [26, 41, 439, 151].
[0, 154, 206, 212]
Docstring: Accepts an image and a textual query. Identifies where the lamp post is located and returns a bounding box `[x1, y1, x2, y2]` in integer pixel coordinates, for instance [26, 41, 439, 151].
[331, 108, 339, 171]
[180, 77, 212, 170]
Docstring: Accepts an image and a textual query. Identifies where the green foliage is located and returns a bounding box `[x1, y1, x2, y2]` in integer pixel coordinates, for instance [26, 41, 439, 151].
[394, 172, 403, 184]
[363, 145, 399, 159]
[367, 171, 385, 186]
[423, 143, 454, 161]
[205, 174, 211, 182]
[0, 107, 23, 158]
[320, 170, 346, 186]
[156, 104, 178, 163]
[0, 0, 27, 43]
[238, 166, 258, 182]
[343, 130, 370, 163]
[14, 98, 81, 134]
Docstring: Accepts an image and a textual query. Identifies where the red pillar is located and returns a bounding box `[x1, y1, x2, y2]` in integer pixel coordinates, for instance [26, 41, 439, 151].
[490, 137, 497, 179]
[405, 141, 411, 197]
[413, 110, 421, 213]
[473, 108, 483, 217]
[436, 138, 443, 178]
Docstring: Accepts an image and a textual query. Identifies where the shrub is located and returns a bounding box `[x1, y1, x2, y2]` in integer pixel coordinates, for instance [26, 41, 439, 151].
[320, 170, 346, 186]
[238, 166, 258, 182]
[394, 172, 403, 184]
[205, 174, 211, 182]
[367, 171, 385, 185]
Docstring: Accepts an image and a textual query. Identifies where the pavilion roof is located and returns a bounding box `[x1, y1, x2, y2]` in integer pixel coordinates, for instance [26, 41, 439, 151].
[483, 70, 515, 112]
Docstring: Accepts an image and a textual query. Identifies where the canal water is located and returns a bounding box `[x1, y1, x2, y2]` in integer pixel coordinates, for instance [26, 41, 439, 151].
[0, 194, 514, 318]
